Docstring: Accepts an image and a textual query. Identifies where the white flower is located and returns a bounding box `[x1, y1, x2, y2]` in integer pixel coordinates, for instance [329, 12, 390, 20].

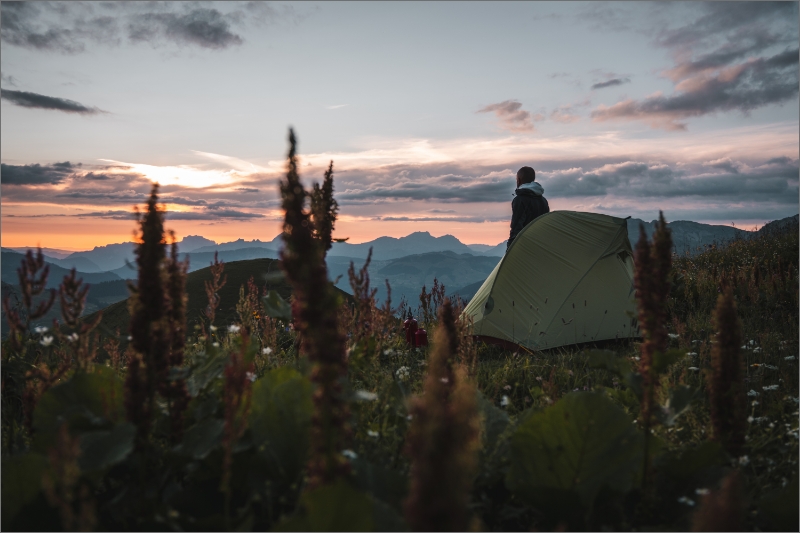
[34, 326, 48, 334]
[355, 390, 378, 401]
[396, 366, 410, 381]
[740, 345, 748, 350]
[677, 496, 695, 506]
[212, 342, 220, 347]
[748, 390, 760, 397]
[695, 488, 710, 496]
[127, 335, 133, 341]
[749, 340, 755, 346]
[785, 356, 796, 361]
[262, 347, 273, 355]
[668, 333, 680, 340]
[535, 376, 543, 382]
[245, 371, 256, 382]
[342, 449, 358, 459]
[692, 340, 700, 344]
[383, 348, 395, 356]
[688, 367, 700, 371]
[738, 455, 750, 466]
[747, 416, 754, 423]
[763, 385, 779, 391]
[39, 335, 54, 347]
[633, 356, 641, 361]
[753, 347, 762, 354]
[752, 401, 759, 406]
[763, 364, 777, 370]
[406, 414, 413, 421]
[500, 395, 510, 407]
[210, 325, 217, 332]
[440, 377, 449, 384]
[66, 333, 79, 343]
[686, 352, 698, 357]
[228, 324, 241, 333]
[367, 430, 379, 438]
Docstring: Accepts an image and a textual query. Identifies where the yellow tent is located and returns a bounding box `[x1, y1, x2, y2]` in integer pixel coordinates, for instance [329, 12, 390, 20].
[462, 211, 640, 351]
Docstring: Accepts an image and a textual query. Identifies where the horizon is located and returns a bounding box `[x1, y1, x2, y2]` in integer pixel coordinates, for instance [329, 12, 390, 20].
[2, 2, 798, 250]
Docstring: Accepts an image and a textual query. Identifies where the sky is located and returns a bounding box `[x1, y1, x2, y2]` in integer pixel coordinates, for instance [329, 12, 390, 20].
[1, 1, 798, 250]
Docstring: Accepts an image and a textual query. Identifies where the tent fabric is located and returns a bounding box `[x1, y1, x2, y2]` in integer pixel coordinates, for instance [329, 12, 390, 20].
[462, 211, 640, 351]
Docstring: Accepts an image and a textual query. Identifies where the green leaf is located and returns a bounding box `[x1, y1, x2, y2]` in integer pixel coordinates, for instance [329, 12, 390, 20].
[506, 392, 644, 508]
[187, 353, 227, 397]
[177, 418, 224, 460]
[758, 475, 799, 532]
[658, 441, 726, 481]
[586, 350, 632, 378]
[477, 390, 510, 454]
[1, 453, 47, 528]
[274, 480, 374, 532]
[32, 366, 125, 453]
[652, 349, 685, 374]
[659, 385, 697, 427]
[79, 422, 136, 471]
[350, 457, 408, 511]
[249, 367, 312, 486]
[263, 290, 292, 321]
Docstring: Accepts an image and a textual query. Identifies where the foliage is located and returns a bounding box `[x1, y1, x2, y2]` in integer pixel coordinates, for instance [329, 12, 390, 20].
[2, 134, 797, 532]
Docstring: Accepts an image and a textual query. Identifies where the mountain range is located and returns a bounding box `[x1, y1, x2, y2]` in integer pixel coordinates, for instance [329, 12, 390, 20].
[2, 214, 796, 315]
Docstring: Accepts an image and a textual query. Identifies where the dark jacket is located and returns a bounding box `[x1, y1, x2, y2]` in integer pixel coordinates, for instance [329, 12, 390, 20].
[507, 182, 549, 250]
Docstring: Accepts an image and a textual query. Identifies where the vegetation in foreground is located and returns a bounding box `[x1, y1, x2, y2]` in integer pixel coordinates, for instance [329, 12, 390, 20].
[2, 131, 798, 532]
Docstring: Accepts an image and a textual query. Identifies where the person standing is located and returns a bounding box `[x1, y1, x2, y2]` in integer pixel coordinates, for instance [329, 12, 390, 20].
[507, 166, 549, 250]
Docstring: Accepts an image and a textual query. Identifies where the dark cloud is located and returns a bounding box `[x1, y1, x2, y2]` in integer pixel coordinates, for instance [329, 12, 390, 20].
[1, 72, 17, 86]
[1, 2, 297, 53]
[591, 48, 799, 130]
[590, 3, 799, 130]
[74, 207, 265, 221]
[591, 78, 630, 90]
[1, 161, 80, 185]
[1, 89, 104, 114]
[235, 187, 260, 193]
[378, 215, 506, 223]
[127, 9, 242, 50]
[477, 100, 534, 133]
[80, 172, 114, 181]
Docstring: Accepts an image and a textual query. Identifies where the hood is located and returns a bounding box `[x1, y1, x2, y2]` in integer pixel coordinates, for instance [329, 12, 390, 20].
[517, 181, 544, 196]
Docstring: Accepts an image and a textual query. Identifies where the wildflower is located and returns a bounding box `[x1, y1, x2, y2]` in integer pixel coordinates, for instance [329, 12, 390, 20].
[228, 324, 241, 334]
[668, 333, 680, 340]
[763, 385, 779, 391]
[688, 367, 700, 371]
[695, 488, 710, 496]
[763, 364, 777, 370]
[747, 390, 759, 397]
[503, 385, 512, 391]
[753, 347, 762, 354]
[210, 325, 217, 332]
[692, 340, 700, 344]
[342, 449, 358, 460]
[751, 401, 759, 406]
[34, 326, 49, 334]
[383, 348, 395, 356]
[678, 496, 695, 506]
[535, 376, 543, 382]
[66, 333, 79, 343]
[367, 430, 380, 438]
[500, 395, 510, 407]
[568, 370, 574, 376]
[212, 342, 220, 348]
[747, 416, 754, 423]
[686, 352, 698, 357]
[396, 366, 410, 381]
[39, 335, 54, 347]
[262, 347, 273, 355]
[785, 356, 796, 361]
[440, 377, 449, 384]
[355, 390, 378, 401]
[127, 335, 132, 341]
[245, 372, 256, 383]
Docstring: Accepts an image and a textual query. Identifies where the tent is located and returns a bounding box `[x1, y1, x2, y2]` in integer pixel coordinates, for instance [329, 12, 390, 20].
[461, 211, 640, 351]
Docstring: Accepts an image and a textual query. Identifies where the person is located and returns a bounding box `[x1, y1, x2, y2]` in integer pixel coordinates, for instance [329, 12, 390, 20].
[507, 166, 549, 250]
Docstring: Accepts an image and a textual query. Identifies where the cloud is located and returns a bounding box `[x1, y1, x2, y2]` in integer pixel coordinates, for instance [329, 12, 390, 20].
[477, 100, 534, 133]
[1, 161, 80, 185]
[127, 8, 242, 50]
[591, 78, 630, 90]
[235, 187, 260, 193]
[74, 208, 265, 221]
[591, 49, 799, 130]
[1, 72, 17, 86]
[0, 2, 299, 54]
[378, 215, 506, 223]
[1, 89, 104, 114]
[326, 104, 349, 110]
[589, 3, 799, 130]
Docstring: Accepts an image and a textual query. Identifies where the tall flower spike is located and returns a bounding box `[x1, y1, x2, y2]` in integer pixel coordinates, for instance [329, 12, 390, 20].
[310, 160, 339, 253]
[404, 299, 480, 532]
[279, 129, 350, 489]
[709, 287, 746, 456]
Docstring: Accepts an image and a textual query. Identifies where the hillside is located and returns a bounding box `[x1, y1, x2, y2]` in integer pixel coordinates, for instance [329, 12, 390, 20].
[1, 250, 123, 289]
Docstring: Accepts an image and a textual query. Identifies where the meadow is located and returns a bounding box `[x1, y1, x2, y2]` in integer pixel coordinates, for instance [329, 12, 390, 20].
[2, 132, 797, 532]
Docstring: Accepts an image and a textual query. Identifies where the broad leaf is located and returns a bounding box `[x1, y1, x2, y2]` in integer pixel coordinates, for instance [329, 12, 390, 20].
[1, 453, 47, 527]
[249, 367, 312, 485]
[263, 290, 292, 321]
[32, 366, 125, 452]
[477, 390, 510, 454]
[507, 392, 644, 507]
[177, 418, 224, 460]
[79, 422, 136, 471]
[652, 349, 685, 374]
[274, 480, 374, 532]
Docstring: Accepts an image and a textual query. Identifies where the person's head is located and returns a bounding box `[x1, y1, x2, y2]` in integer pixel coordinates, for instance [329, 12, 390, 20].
[516, 166, 536, 188]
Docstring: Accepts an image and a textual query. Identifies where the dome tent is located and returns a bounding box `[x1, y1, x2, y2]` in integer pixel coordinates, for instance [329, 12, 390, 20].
[462, 211, 640, 351]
